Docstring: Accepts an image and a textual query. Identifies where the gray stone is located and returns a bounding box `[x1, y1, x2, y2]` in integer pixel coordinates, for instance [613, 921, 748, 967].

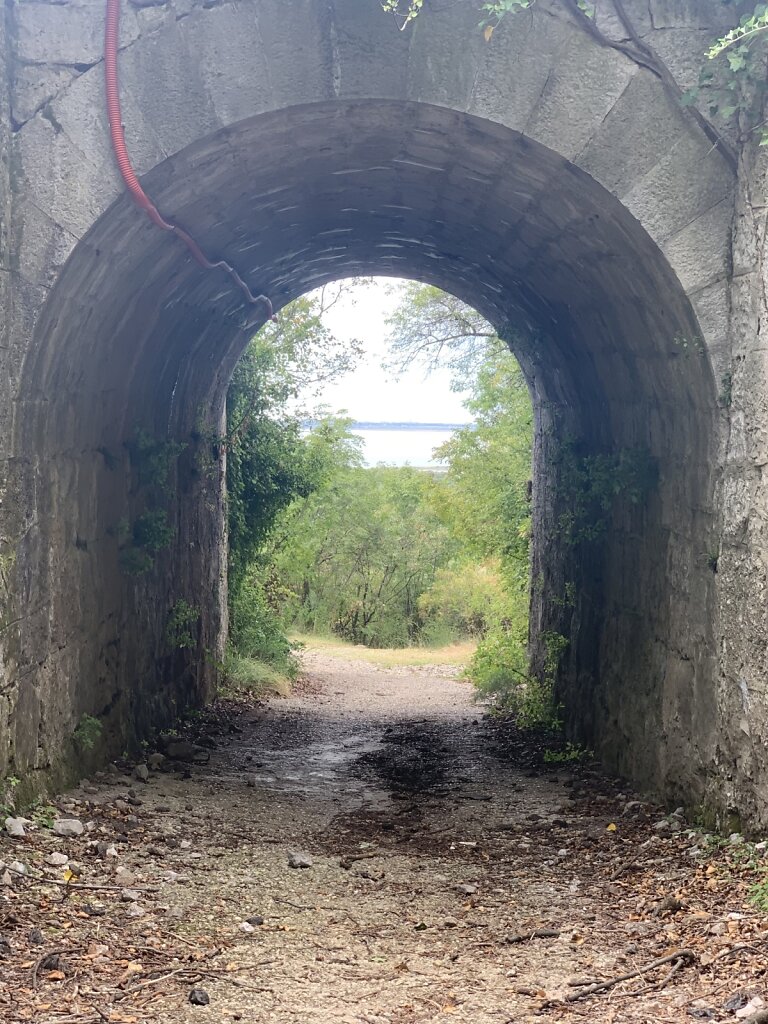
[4, 817, 27, 838]
[287, 852, 313, 870]
[133, 764, 149, 783]
[45, 852, 69, 867]
[53, 819, 84, 838]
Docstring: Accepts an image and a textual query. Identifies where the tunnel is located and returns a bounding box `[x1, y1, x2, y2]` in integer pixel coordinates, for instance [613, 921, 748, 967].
[10, 96, 722, 807]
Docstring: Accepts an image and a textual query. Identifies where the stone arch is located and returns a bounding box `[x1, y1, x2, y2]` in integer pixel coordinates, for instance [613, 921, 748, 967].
[2, 0, 740, 811]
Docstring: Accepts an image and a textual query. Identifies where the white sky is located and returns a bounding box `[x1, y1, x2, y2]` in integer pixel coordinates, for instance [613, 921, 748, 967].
[313, 278, 473, 424]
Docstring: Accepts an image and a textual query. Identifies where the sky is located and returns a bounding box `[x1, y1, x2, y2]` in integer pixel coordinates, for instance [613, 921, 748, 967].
[313, 278, 473, 424]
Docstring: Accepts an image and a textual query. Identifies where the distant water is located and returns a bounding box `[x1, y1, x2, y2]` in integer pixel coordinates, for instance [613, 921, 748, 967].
[302, 421, 470, 468]
[352, 424, 464, 468]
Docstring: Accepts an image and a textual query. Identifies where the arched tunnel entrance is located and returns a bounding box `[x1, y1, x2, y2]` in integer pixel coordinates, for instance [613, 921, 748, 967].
[14, 100, 718, 806]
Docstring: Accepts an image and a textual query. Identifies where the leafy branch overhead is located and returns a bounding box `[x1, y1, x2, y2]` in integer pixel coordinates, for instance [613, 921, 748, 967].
[379, 0, 593, 38]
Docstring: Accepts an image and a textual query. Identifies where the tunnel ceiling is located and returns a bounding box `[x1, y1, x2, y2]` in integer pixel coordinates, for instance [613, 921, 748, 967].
[23, 100, 713, 462]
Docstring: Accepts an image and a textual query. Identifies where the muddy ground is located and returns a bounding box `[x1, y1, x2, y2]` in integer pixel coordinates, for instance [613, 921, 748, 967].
[2, 650, 768, 1023]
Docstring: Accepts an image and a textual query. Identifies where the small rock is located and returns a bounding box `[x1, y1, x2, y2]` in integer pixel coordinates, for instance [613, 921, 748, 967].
[557, 848, 568, 858]
[53, 818, 84, 838]
[164, 740, 209, 763]
[287, 852, 313, 869]
[28, 928, 45, 945]
[120, 888, 142, 902]
[125, 904, 146, 918]
[133, 764, 149, 783]
[115, 866, 136, 884]
[106, 845, 119, 858]
[8, 862, 26, 875]
[730, 833, 745, 846]
[46, 852, 69, 867]
[189, 988, 210, 1006]
[180, 840, 192, 850]
[4, 817, 27, 838]
[443, 917, 459, 928]
[148, 752, 165, 770]
[0, 871, 12, 886]
[456, 883, 477, 895]
[239, 921, 256, 934]
[653, 819, 672, 834]
[245, 915, 264, 926]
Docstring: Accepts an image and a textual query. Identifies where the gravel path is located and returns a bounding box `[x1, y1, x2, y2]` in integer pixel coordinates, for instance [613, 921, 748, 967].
[2, 650, 764, 1023]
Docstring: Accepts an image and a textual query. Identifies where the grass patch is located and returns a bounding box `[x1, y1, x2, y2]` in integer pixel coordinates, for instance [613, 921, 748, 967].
[291, 633, 476, 668]
[221, 654, 293, 698]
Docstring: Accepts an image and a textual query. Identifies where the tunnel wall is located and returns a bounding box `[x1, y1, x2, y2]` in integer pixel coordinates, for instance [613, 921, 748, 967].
[0, 0, 764, 824]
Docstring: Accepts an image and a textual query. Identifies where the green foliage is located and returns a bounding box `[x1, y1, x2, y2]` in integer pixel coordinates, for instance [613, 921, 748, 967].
[708, 5, 768, 61]
[226, 290, 363, 595]
[30, 801, 57, 829]
[679, 4, 768, 146]
[543, 742, 594, 764]
[118, 430, 186, 576]
[555, 444, 657, 546]
[73, 714, 103, 752]
[419, 559, 509, 639]
[127, 429, 187, 491]
[120, 508, 174, 576]
[221, 651, 293, 697]
[380, 0, 424, 29]
[166, 599, 200, 651]
[229, 564, 299, 677]
[272, 462, 456, 647]
[385, 282, 503, 385]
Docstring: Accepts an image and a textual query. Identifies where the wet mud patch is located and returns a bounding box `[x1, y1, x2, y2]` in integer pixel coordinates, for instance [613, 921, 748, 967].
[357, 722, 451, 796]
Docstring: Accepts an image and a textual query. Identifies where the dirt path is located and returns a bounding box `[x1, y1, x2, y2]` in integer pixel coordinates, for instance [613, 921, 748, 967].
[2, 652, 767, 1023]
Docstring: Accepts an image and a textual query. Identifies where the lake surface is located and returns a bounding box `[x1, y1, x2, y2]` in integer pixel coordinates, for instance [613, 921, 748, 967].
[351, 424, 465, 468]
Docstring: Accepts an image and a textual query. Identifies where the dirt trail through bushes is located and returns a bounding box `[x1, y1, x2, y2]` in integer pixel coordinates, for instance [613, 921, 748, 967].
[2, 650, 767, 1023]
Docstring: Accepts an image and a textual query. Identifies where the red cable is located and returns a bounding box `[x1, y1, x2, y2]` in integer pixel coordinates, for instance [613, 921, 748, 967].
[104, 0, 275, 319]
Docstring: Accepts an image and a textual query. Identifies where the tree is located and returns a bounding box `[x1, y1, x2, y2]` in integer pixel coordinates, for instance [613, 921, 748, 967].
[225, 285, 364, 670]
[384, 282, 503, 384]
[271, 463, 456, 647]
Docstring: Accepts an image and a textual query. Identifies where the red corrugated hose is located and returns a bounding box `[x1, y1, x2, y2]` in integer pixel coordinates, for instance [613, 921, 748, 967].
[104, 0, 275, 320]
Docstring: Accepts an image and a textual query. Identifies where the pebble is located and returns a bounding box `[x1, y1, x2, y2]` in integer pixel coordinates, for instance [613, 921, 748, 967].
[239, 921, 256, 934]
[125, 904, 146, 918]
[53, 818, 84, 838]
[1, 871, 12, 887]
[189, 988, 210, 1006]
[120, 888, 142, 902]
[46, 852, 69, 867]
[28, 928, 45, 945]
[288, 851, 313, 869]
[180, 840, 192, 850]
[133, 764, 150, 783]
[456, 883, 477, 895]
[148, 753, 165, 770]
[9, 861, 26, 875]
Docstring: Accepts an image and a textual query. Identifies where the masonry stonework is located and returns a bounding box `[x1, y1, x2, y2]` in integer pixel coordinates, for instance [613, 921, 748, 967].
[0, 0, 765, 824]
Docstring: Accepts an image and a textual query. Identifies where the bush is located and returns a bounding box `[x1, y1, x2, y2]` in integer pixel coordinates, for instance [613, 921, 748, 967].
[222, 651, 292, 697]
[229, 566, 298, 678]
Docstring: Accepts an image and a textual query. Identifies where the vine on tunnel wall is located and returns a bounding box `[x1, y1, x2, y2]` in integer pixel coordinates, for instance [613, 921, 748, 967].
[117, 430, 186, 577]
